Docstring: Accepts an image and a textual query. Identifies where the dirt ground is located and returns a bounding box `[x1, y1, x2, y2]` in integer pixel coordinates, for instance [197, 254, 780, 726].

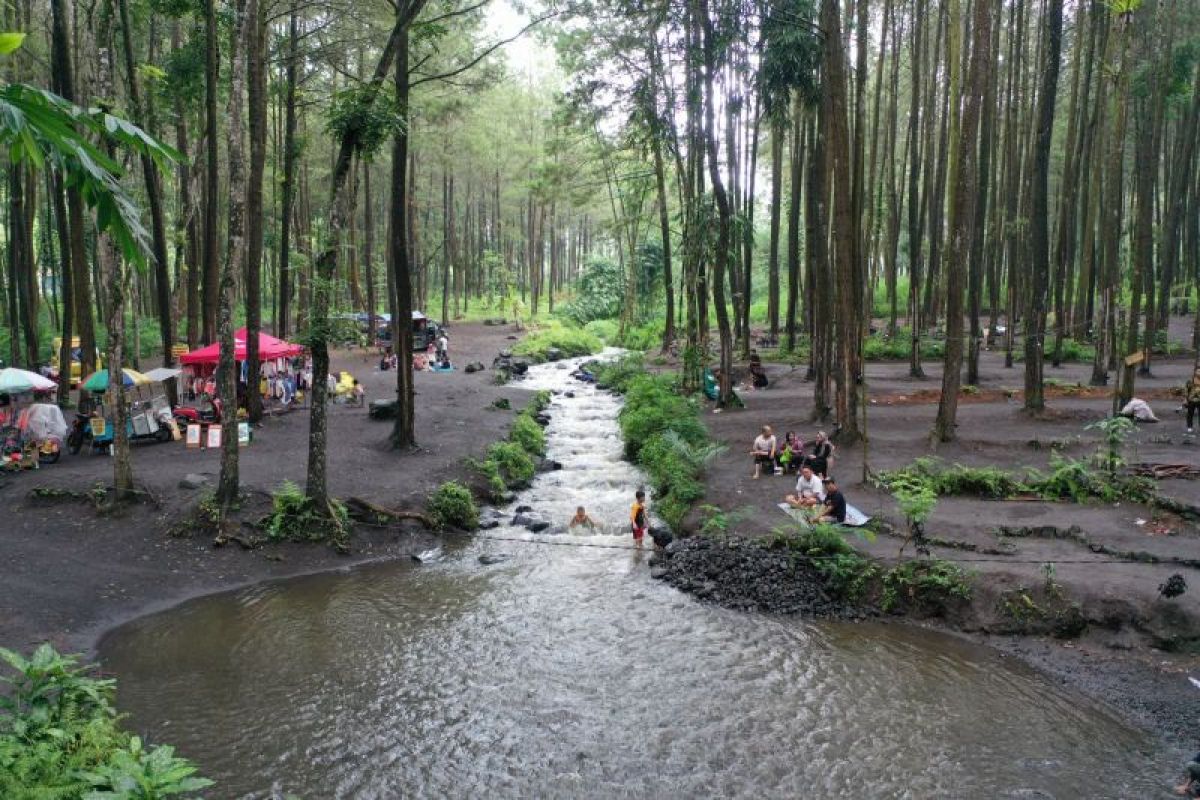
[0, 322, 533, 655]
[690, 316, 1200, 749]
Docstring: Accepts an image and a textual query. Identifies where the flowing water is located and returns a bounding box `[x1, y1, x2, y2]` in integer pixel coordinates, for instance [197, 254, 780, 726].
[100, 355, 1164, 798]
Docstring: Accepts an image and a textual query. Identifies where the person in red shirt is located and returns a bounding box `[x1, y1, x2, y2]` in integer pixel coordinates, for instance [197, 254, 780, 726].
[630, 490, 648, 548]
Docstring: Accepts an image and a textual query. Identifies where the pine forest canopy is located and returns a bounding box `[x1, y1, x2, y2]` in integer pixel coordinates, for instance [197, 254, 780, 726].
[0, 0, 1198, 504]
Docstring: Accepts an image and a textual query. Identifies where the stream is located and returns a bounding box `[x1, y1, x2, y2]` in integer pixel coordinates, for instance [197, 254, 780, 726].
[99, 354, 1164, 798]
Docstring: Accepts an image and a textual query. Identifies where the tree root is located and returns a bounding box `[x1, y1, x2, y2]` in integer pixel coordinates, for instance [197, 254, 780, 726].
[344, 496, 434, 529]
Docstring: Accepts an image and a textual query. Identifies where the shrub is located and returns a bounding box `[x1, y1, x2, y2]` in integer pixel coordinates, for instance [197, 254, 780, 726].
[0, 645, 211, 798]
[509, 412, 546, 456]
[264, 480, 350, 550]
[614, 319, 664, 351]
[487, 441, 536, 488]
[513, 322, 602, 362]
[769, 523, 878, 600]
[426, 481, 479, 530]
[594, 352, 645, 393]
[882, 558, 973, 612]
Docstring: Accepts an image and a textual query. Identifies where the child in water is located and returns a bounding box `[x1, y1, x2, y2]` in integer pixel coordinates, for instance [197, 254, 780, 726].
[630, 490, 648, 548]
[569, 506, 598, 531]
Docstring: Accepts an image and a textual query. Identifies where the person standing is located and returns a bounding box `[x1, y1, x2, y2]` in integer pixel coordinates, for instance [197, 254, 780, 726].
[1185, 369, 1200, 433]
[630, 490, 648, 548]
[751, 425, 778, 479]
[437, 331, 449, 363]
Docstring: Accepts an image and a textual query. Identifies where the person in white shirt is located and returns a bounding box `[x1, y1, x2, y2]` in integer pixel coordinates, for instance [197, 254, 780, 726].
[750, 425, 777, 479]
[436, 333, 449, 362]
[785, 465, 825, 508]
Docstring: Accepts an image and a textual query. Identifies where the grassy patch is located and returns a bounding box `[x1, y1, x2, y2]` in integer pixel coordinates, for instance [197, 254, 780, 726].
[513, 322, 602, 362]
[881, 558, 973, 613]
[770, 523, 879, 601]
[471, 391, 552, 501]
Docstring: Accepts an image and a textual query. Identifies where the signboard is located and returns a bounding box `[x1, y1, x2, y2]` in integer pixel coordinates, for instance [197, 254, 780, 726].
[1124, 351, 1145, 367]
[89, 417, 107, 437]
[237, 422, 251, 447]
[185, 424, 201, 448]
[206, 425, 222, 449]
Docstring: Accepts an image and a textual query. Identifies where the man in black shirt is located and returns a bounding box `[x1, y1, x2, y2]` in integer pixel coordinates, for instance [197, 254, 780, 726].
[819, 476, 847, 524]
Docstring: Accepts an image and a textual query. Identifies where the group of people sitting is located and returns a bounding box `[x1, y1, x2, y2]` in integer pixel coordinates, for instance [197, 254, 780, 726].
[750, 426, 835, 479]
[750, 425, 846, 524]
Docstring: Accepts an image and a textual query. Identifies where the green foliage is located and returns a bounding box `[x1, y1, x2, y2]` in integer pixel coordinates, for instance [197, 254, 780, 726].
[769, 523, 878, 600]
[558, 258, 623, 324]
[594, 353, 645, 392]
[426, 482, 479, 531]
[697, 504, 751, 537]
[863, 329, 944, 361]
[614, 319, 664, 351]
[583, 319, 618, 343]
[880, 457, 1023, 499]
[512, 322, 603, 362]
[80, 736, 212, 799]
[0, 644, 210, 799]
[325, 84, 404, 159]
[882, 559, 973, 612]
[1086, 416, 1136, 477]
[0, 83, 178, 268]
[509, 411, 546, 457]
[264, 480, 350, 550]
[486, 441, 536, 488]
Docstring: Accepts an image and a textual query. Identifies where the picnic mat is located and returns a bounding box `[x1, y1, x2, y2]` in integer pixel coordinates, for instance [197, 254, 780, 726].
[777, 502, 871, 528]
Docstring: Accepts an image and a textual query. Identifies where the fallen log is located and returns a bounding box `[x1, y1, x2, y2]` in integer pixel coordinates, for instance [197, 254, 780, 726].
[345, 496, 435, 528]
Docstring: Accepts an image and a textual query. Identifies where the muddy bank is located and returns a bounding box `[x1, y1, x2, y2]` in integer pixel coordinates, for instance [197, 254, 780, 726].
[0, 322, 532, 656]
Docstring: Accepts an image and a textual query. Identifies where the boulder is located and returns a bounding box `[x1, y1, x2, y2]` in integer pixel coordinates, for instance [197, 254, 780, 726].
[179, 473, 209, 490]
[536, 459, 563, 473]
[510, 360, 530, 375]
[499, 348, 513, 358]
[546, 347, 564, 362]
[478, 519, 501, 530]
[478, 553, 510, 565]
[464, 361, 486, 373]
[514, 504, 533, 513]
[526, 520, 551, 533]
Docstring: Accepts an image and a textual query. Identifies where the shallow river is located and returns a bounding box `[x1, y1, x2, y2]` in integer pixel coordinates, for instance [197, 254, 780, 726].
[100, 355, 1164, 798]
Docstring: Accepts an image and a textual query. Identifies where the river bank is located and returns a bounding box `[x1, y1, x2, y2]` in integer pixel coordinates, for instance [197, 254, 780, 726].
[631, 334, 1200, 768]
[0, 322, 533, 655]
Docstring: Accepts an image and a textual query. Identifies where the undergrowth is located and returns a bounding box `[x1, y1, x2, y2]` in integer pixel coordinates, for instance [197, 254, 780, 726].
[770, 523, 879, 601]
[881, 559, 973, 612]
[471, 392, 552, 501]
[426, 481, 479, 530]
[598, 360, 720, 529]
[513, 322, 602, 362]
[263, 480, 351, 552]
[0, 644, 211, 799]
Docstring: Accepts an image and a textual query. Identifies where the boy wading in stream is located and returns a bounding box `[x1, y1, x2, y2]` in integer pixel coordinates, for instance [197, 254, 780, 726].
[630, 490, 648, 548]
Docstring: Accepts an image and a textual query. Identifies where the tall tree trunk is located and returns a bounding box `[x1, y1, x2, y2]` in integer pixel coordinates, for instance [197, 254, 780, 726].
[278, 0, 299, 338]
[216, 0, 248, 508]
[933, 0, 990, 441]
[1023, 0, 1063, 411]
[767, 121, 783, 339]
[117, 0, 172, 368]
[245, 0, 266, 423]
[202, 0, 219, 344]
[389, 17, 416, 448]
[306, 10, 418, 509]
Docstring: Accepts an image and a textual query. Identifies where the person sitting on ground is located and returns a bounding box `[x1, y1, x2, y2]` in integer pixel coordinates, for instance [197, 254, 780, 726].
[804, 430, 835, 477]
[776, 431, 799, 472]
[751, 425, 778, 479]
[569, 506, 599, 530]
[785, 465, 825, 509]
[784, 432, 806, 473]
[749, 362, 768, 389]
[818, 476, 848, 524]
[1185, 369, 1200, 433]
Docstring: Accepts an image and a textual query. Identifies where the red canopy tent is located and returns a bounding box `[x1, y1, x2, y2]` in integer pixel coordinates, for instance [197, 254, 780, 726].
[179, 328, 304, 366]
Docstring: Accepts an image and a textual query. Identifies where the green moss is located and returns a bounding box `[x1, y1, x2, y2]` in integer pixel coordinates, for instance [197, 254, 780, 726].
[513, 322, 602, 362]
